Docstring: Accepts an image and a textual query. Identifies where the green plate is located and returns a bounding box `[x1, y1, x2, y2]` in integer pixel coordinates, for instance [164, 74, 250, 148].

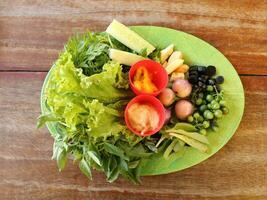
[41, 26, 245, 176]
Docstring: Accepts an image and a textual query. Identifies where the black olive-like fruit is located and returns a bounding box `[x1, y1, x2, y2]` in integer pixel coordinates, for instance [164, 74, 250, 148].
[188, 76, 198, 84]
[189, 66, 198, 72]
[206, 65, 216, 76]
[197, 66, 207, 74]
[215, 76, 224, 84]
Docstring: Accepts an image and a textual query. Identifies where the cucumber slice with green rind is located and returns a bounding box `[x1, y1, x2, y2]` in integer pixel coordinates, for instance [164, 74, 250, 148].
[109, 49, 145, 66]
[106, 20, 155, 55]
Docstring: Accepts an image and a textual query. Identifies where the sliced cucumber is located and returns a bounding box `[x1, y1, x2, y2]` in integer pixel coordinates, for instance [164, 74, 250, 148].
[109, 48, 145, 66]
[106, 19, 155, 55]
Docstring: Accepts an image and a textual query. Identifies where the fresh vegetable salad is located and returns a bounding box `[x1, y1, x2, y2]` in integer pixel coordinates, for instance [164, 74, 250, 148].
[38, 20, 229, 183]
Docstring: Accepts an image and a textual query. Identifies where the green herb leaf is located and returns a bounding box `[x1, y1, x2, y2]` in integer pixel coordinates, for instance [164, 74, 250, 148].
[79, 158, 92, 180]
[126, 144, 153, 158]
[73, 149, 83, 161]
[106, 155, 117, 178]
[65, 32, 110, 76]
[148, 48, 161, 63]
[87, 150, 102, 166]
[119, 158, 128, 171]
[102, 155, 110, 176]
[36, 114, 58, 128]
[144, 141, 158, 153]
[133, 163, 141, 183]
[139, 48, 148, 57]
[128, 160, 140, 169]
[52, 141, 59, 160]
[56, 148, 67, 171]
[108, 34, 131, 52]
[107, 166, 120, 183]
[104, 143, 129, 161]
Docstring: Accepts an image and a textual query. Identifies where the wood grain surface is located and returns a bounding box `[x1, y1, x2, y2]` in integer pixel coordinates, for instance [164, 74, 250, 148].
[0, 1, 267, 200]
[1, 0, 267, 74]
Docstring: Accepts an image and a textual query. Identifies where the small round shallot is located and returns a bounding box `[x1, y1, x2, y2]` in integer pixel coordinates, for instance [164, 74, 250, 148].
[158, 88, 175, 107]
[175, 100, 194, 120]
[172, 79, 192, 98]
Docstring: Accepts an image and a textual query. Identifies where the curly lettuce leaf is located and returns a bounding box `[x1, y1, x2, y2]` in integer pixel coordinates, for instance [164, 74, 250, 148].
[46, 52, 133, 107]
[43, 51, 132, 139]
[79, 61, 133, 103]
[84, 100, 127, 138]
[47, 52, 84, 97]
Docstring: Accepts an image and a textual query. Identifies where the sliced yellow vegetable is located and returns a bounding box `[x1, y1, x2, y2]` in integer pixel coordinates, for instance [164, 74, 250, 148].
[169, 133, 208, 153]
[168, 51, 183, 63]
[165, 58, 184, 74]
[174, 64, 189, 73]
[109, 49, 145, 66]
[170, 72, 185, 81]
[160, 44, 174, 63]
[162, 61, 168, 68]
[167, 129, 209, 144]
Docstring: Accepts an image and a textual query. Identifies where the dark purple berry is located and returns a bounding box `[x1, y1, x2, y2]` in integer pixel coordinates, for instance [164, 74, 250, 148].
[188, 76, 198, 84]
[202, 75, 209, 81]
[189, 71, 198, 76]
[197, 66, 207, 74]
[215, 76, 224, 84]
[206, 65, 216, 76]
[198, 76, 206, 82]
[189, 66, 198, 71]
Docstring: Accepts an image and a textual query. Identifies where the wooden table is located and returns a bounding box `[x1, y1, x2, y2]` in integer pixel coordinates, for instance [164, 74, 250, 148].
[1, 1, 267, 199]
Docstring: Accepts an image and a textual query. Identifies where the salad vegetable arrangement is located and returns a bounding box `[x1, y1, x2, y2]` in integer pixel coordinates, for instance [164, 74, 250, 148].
[38, 20, 229, 183]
